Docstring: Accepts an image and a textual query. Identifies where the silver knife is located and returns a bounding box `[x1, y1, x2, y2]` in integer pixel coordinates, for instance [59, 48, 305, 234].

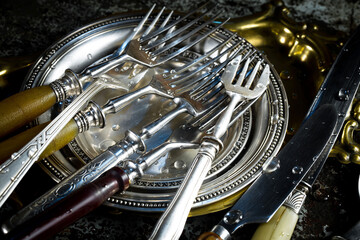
[201, 25, 360, 240]
[199, 104, 338, 240]
[251, 25, 360, 240]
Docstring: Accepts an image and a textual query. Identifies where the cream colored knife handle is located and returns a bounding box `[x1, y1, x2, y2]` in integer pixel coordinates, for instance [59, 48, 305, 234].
[251, 185, 309, 240]
[150, 141, 218, 240]
[251, 206, 298, 240]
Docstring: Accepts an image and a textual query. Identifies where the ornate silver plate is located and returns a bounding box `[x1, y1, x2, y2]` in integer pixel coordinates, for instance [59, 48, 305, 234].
[22, 12, 289, 214]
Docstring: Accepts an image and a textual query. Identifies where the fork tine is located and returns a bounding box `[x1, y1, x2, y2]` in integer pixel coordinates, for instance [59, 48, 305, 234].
[171, 33, 238, 75]
[141, 6, 166, 38]
[191, 97, 230, 130]
[144, 6, 220, 50]
[140, 2, 211, 42]
[162, 42, 244, 96]
[150, 17, 229, 59]
[236, 57, 251, 86]
[244, 60, 262, 88]
[152, 11, 176, 48]
[189, 47, 255, 98]
[113, 4, 156, 56]
[169, 40, 243, 87]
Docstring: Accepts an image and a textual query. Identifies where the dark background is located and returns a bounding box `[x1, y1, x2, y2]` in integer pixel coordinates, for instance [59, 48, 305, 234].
[0, 0, 359, 239]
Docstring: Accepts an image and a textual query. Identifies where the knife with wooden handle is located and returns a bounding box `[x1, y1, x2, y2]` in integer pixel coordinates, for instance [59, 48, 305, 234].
[251, 24, 360, 240]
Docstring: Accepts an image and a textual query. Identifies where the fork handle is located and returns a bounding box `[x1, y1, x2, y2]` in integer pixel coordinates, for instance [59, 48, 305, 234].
[0, 119, 79, 165]
[213, 94, 242, 139]
[4, 167, 129, 240]
[150, 140, 218, 240]
[0, 85, 57, 139]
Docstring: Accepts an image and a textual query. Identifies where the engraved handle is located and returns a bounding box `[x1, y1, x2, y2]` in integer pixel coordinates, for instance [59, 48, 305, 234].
[0, 85, 57, 139]
[1, 131, 142, 233]
[4, 167, 129, 240]
[150, 141, 217, 240]
[0, 81, 105, 208]
[0, 119, 78, 165]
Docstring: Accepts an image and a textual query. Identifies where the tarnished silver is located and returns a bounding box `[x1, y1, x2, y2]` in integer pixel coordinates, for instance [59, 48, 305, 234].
[21, 13, 287, 213]
[150, 57, 270, 240]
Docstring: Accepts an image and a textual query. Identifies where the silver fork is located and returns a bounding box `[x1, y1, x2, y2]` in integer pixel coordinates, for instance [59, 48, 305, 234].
[150, 56, 271, 240]
[51, 3, 228, 102]
[0, 3, 226, 139]
[0, 4, 230, 209]
[0, 43, 244, 231]
[74, 37, 243, 133]
[0, 86, 261, 239]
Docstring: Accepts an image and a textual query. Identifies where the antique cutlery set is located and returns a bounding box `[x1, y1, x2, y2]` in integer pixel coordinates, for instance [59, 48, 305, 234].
[0, 3, 359, 240]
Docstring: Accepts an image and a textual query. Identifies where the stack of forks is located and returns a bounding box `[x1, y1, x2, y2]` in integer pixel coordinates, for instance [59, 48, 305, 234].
[0, 3, 271, 240]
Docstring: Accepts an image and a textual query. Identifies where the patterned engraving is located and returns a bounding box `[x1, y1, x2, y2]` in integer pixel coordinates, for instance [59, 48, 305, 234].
[27, 15, 288, 211]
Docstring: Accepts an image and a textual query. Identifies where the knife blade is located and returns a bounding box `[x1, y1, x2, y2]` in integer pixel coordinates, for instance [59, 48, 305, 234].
[198, 104, 338, 240]
[201, 25, 360, 240]
[251, 25, 360, 240]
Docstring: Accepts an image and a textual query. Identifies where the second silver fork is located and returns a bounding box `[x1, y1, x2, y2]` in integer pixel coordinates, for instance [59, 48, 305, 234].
[0, 3, 230, 209]
[150, 55, 271, 240]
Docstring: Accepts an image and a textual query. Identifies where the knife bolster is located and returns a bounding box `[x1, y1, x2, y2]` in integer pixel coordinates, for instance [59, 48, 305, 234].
[50, 69, 82, 102]
[210, 225, 231, 240]
[283, 184, 309, 214]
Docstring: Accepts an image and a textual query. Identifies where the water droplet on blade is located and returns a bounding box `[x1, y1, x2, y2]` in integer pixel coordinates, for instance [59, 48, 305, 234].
[223, 210, 243, 225]
[292, 166, 303, 175]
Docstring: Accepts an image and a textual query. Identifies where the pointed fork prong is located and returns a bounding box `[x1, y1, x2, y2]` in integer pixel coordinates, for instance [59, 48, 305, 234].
[141, 6, 166, 38]
[144, 5, 220, 50]
[189, 47, 256, 99]
[145, 10, 175, 47]
[169, 40, 243, 87]
[140, 2, 211, 42]
[151, 17, 229, 59]
[172, 33, 238, 76]
[113, 4, 156, 56]
[244, 60, 262, 88]
[236, 57, 251, 86]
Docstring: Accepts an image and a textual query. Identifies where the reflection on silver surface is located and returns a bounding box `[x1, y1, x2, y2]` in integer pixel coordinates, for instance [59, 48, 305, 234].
[23, 12, 289, 213]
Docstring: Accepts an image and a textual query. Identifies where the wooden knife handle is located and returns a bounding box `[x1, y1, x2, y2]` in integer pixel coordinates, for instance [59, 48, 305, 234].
[0, 119, 79, 164]
[251, 206, 298, 240]
[5, 167, 130, 240]
[198, 232, 223, 240]
[0, 85, 57, 139]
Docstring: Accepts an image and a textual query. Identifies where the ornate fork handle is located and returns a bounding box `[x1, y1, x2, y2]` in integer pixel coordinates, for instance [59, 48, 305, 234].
[1, 130, 144, 234]
[0, 80, 107, 208]
[150, 139, 218, 240]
